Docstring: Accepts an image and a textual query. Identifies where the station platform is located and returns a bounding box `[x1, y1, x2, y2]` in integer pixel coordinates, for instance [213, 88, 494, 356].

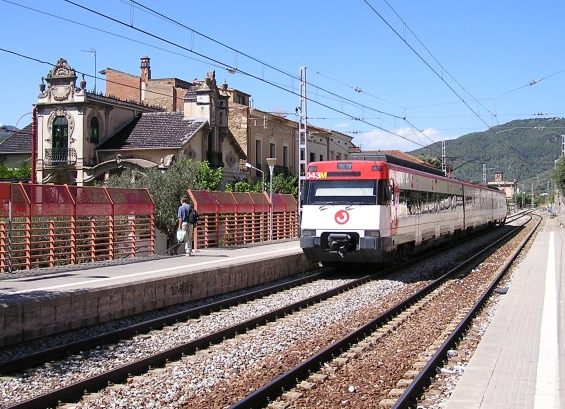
[0, 240, 312, 347]
[446, 216, 563, 409]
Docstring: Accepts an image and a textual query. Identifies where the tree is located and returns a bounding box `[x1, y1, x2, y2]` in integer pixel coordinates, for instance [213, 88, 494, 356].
[554, 156, 565, 193]
[225, 173, 298, 198]
[416, 154, 442, 169]
[104, 157, 222, 244]
[0, 162, 31, 180]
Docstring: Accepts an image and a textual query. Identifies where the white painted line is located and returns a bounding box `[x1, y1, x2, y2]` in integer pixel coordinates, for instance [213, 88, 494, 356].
[9, 248, 297, 294]
[534, 232, 560, 409]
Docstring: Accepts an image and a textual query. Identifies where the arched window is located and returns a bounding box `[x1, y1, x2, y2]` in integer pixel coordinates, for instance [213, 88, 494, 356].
[90, 117, 99, 144]
[52, 116, 68, 149]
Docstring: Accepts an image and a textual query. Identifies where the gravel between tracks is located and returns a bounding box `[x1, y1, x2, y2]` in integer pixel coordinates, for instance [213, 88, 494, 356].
[0, 224, 523, 409]
[63, 227, 509, 409]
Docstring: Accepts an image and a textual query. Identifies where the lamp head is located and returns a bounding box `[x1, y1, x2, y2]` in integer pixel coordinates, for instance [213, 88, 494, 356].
[244, 162, 252, 169]
[266, 157, 276, 168]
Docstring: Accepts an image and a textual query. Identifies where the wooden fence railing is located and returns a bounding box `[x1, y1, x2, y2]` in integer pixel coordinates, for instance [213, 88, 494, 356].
[188, 190, 298, 249]
[0, 183, 154, 273]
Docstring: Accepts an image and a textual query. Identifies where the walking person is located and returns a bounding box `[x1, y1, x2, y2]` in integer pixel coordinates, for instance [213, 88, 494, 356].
[178, 197, 194, 256]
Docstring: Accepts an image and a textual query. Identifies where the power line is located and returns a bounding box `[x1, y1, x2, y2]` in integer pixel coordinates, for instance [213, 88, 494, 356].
[361, 0, 537, 166]
[380, 0, 497, 121]
[57, 0, 440, 152]
[362, 0, 495, 129]
[315, 70, 404, 109]
[0, 47, 180, 104]
[2, 0, 445, 153]
[1, 0, 226, 71]
[496, 69, 565, 98]
[111, 0, 412, 123]
[314, 70, 438, 146]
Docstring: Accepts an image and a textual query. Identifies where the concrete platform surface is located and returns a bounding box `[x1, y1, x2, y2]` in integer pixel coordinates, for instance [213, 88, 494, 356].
[446, 217, 563, 409]
[0, 240, 313, 347]
[0, 240, 303, 296]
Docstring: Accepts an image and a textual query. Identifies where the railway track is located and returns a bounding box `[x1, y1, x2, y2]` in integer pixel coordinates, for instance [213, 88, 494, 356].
[0, 270, 327, 373]
[229, 214, 538, 408]
[1, 217, 532, 409]
[2, 268, 386, 408]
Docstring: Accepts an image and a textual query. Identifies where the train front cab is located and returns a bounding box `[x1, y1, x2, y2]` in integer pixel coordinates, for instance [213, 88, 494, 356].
[300, 161, 394, 263]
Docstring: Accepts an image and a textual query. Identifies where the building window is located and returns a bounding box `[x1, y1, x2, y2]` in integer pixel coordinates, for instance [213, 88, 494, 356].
[90, 117, 99, 144]
[236, 94, 246, 105]
[255, 139, 262, 170]
[309, 152, 315, 163]
[52, 116, 68, 149]
[320, 154, 324, 161]
[283, 145, 289, 168]
[270, 142, 276, 158]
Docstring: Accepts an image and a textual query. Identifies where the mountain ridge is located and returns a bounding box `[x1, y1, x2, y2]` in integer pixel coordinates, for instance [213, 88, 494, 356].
[408, 118, 564, 192]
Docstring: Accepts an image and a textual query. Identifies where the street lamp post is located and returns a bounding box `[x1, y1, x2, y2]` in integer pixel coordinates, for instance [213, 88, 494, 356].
[266, 157, 277, 241]
[244, 162, 265, 192]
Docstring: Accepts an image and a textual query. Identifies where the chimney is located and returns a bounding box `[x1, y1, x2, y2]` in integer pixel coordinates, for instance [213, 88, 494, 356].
[140, 56, 151, 83]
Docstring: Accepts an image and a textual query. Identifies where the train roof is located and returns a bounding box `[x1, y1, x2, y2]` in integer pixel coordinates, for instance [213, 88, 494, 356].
[348, 152, 445, 176]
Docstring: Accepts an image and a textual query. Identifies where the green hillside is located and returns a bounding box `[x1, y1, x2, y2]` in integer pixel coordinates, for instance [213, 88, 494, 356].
[408, 118, 564, 194]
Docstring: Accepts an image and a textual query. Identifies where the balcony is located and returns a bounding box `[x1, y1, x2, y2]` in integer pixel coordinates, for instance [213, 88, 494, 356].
[44, 148, 77, 167]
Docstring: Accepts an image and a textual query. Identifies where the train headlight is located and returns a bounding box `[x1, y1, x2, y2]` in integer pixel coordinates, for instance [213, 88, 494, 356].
[302, 229, 316, 237]
[365, 230, 381, 238]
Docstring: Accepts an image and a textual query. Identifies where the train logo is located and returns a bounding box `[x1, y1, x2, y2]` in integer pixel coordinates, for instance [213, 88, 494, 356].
[335, 210, 349, 225]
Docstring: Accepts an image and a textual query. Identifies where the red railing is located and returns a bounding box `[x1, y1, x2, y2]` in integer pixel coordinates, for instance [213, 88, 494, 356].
[188, 190, 298, 249]
[0, 183, 154, 273]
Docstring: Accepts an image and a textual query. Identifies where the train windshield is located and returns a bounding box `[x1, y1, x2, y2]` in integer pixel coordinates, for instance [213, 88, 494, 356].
[306, 180, 386, 205]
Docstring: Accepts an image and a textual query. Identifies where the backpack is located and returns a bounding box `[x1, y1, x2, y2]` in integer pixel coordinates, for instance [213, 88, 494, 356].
[188, 208, 199, 225]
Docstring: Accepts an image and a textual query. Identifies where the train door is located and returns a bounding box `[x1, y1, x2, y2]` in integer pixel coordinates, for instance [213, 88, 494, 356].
[390, 178, 399, 236]
[462, 185, 467, 229]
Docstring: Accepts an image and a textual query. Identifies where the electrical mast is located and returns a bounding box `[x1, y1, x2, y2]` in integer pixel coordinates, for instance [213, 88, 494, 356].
[441, 140, 446, 176]
[297, 67, 308, 234]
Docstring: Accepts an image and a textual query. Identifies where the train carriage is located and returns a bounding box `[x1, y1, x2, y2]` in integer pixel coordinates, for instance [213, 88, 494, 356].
[300, 159, 507, 264]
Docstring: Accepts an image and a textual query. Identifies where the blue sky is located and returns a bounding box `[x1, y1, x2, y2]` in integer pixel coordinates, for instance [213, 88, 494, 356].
[1, 0, 564, 152]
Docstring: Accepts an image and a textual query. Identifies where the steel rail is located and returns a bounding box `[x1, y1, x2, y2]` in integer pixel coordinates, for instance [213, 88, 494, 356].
[7, 269, 382, 409]
[229, 219, 530, 409]
[392, 214, 540, 408]
[0, 270, 326, 374]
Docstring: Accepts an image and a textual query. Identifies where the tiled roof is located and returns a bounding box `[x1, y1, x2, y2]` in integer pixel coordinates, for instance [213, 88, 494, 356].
[351, 149, 428, 165]
[97, 112, 206, 150]
[0, 124, 34, 154]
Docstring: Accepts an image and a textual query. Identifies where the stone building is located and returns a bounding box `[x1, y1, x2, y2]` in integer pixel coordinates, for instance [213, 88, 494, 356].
[31, 58, 245, 185]
[487, 169, 517, 201]
[102, 56, 353, 182]
[0, 124, 34, 169]
[226, 93, 353, 180]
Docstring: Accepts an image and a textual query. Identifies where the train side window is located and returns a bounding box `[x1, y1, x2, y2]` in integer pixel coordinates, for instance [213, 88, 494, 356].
[381, 181, 391, 205]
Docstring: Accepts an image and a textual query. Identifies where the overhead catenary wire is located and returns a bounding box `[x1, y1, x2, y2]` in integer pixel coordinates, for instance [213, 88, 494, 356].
[3, 0, 444, 154]
[362, 0, 494, 130]
[380, 0, 497, 122]
[56, 0, 442, 152]
[0, 47, 191, 104]
[361, 0, 538, 166]
[314, 70, 438, 146]
[124, 0, 443, 148]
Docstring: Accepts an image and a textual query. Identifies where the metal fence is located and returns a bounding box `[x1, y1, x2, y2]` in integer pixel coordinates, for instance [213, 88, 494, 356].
[0, 183, 154, 273]
[188, 190, 298, 249]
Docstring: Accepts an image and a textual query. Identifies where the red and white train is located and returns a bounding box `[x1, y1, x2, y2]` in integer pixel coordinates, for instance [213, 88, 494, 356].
[300, 157, 507, 264]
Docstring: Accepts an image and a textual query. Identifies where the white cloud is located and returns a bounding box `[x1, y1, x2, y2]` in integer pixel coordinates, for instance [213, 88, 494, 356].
[351, 127, 454, 152]
[334, 122, 349, 129]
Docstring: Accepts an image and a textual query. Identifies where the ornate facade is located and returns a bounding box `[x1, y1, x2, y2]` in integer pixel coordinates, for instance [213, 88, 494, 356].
[33, 58, 245, 185]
